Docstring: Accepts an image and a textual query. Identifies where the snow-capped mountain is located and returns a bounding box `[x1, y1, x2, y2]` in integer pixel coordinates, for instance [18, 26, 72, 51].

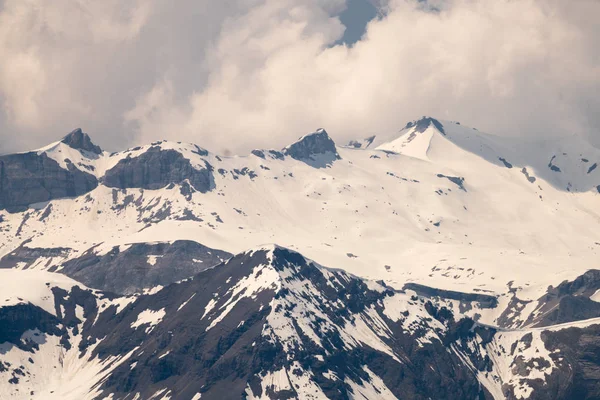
[2, 246, 599, 400]
[1, 117, 600, 399]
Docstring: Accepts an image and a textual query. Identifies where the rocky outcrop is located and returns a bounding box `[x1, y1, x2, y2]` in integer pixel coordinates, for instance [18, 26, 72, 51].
[61, 128, 103, 154]
[283, 129, 340, 168]
[404, 117, 445, 134]
[0, 152, 98, 212]
[0, 240, 71, 270]
[404, 282, 498, 309]
[55, 240, 231, 295]
[538, 325, 600, 400]
[347, 135, 376, 149]
[102, 147, 215, 192]
[437, 174, 467, 192]
[525, 270, 600, 327]
[0, 304, 63, 353]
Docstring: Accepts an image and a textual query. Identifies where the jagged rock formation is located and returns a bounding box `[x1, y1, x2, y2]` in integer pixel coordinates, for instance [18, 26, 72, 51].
[103, 147, 215, 192]
[283, 128, 340, 167]
[523, 270, 600, 327]
[347, 135, 376, 149]
[0, 239, 71, 269]
[404, 116, 446, 134]
[61, 128, 103, 154]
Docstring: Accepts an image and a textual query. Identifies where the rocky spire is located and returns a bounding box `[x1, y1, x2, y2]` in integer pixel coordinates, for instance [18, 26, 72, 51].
[61, 128, 103, 154]
[282, 128, 340, 167]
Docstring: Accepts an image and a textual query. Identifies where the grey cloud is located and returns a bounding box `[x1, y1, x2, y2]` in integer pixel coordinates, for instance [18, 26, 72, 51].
[0, 0, 598, 155]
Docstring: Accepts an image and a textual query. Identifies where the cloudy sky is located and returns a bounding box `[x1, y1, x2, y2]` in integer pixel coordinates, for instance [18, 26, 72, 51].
[0, 0, 598, 154]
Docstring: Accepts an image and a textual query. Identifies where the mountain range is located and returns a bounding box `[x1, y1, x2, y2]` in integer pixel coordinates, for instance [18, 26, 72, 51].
[1, 117, 600, 399]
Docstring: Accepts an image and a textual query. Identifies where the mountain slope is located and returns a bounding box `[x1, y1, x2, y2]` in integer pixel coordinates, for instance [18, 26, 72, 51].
[2, 247, 600, 399]
[1, 119, 600, 399]
[1, 119, 599, 311]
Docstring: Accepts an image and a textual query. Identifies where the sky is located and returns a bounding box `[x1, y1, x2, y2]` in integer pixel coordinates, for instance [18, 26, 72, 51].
[0, 0, 598, 155]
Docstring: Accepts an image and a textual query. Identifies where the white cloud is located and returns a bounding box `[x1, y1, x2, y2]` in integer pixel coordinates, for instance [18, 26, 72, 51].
[0, 0, 154, 150]
[0, 0, 598, 154]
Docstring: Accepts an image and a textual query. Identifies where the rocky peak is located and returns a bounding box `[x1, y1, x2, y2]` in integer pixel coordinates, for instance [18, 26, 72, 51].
[404, 117, 445, 135]
[283, 128, 340, 167]
[61, 128, 103, 154]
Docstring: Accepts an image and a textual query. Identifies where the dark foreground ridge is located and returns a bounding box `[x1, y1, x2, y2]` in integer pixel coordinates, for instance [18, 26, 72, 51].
[2, 246, 600, 399]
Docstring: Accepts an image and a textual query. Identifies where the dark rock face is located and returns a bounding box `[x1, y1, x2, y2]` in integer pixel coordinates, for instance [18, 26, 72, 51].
[539, 296, 600, 326]
[405, 117, 445, 135]
[347, 135, 376, 149]
[437, 174, 467, 192]
[268, 150, 285, 160]
[404, 282, 498, 309]
[548, 155, 562, 172]
[0, 304, 63, 351]
[522, 167, 537, 183]
[525, 270, 600, 327]
[61, 128, 103, 154]
[55, 240, 231, 295]
[0, 240, 71, 270]
[0, 152, 98, 212]
[544, 269, 600, 299]
[587, 163, 597, 174]
[102, 147, 215, 192]
[251, 149, 265, 159]
[538, 325, 600, 400]
[283, 129, 340, 168]
[499, 157, 513, 168]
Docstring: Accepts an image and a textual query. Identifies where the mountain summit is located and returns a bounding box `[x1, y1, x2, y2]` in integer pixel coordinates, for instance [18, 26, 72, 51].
[404, 116, 446, 134]
[283, 128, 340, 167]
[61, 128, 103, 154]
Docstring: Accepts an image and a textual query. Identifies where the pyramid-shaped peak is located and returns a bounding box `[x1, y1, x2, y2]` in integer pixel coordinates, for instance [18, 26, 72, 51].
[283, 128, 340, 167]
[404, 117, 445, 135]
[61, 128, 102, 154]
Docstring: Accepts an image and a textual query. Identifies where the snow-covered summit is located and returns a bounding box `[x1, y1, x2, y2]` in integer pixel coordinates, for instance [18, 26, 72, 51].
[375, 116, 446, 161]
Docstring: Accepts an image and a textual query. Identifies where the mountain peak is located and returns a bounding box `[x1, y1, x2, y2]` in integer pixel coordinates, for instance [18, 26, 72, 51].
[61, 128, 103, 154]
[375, 117, 446, 160]
[283, 128, 340, 167]
[404, 116, 445, 135]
